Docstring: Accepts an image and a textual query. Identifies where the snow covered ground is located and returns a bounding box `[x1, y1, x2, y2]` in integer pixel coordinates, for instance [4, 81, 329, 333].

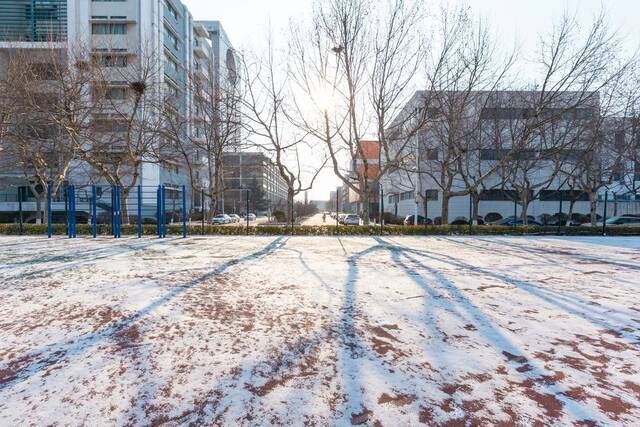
[1, 235, 639, 426]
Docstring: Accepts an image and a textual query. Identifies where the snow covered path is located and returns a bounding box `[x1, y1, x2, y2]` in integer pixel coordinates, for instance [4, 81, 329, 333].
[0, 236, 639, 426]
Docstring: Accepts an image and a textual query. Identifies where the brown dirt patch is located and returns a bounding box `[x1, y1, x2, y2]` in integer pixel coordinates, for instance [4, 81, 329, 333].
[595, 394, 634, 419]
[377, 392, 416, 406]
[350, 407, 373, 425]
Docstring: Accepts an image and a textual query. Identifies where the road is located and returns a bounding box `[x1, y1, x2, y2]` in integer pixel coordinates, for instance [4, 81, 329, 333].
[188, 216, 269, 227]
[301, 213, 331, 226]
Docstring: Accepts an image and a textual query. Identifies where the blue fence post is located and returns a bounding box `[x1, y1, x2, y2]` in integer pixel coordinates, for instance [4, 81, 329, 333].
[92, 185, 97, 238]
[67, 185, 71, 238]
[111, 186, 115, 237]
[157, 185, 161, 238]
[115, 186, 121, 238]
[73, 186, 77, 238]
[47, 183, 52, 238]
[137, 185, 142, 238]
[182, 185, 187, 238]
[161, 185, 166, 238]
[73, 186, 78, 236]
[66, 185, 74, 238]
[65, 185, 70, 238]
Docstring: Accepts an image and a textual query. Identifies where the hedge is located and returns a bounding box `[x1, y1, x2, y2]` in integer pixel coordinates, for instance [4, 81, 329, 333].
[1, 223, 639, 236]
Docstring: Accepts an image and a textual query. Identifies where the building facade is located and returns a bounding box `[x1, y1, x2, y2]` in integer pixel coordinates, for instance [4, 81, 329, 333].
[220, 152, 287, 215]
[382, 90, 639, 223]
[0, 0, 235, 222]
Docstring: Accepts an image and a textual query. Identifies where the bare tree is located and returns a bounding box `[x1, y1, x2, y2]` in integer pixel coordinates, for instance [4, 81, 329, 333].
[241, 34, 327, 226]
[163, 48, 243, 220]
[0, 45, 78, 224]
[289, 0, 429, 225]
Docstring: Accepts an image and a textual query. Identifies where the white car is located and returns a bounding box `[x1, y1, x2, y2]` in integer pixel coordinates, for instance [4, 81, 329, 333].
[212, 214, 231, 224]
[229, 214, 241, 223]
[343, 214, 360, 225]
[246, 213, 257, 221]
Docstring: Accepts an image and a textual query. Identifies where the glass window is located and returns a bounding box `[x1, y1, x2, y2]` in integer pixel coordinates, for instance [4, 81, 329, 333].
[92, 23, 127, 35]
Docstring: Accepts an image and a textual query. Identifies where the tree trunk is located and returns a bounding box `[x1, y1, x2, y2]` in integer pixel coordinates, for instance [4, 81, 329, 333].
[589, 191, 598, 225]
[568, 199, 576, 225]
[520, 191, 530, 225]
[121, 188, 130, 224]
[287, 187, 295, 227]
[521, 203, 530, 225]
[361, 185, 371, 226]
[36, 191, 49, 224]
[441, 191, 450, 225]
[471, 192, 480, 225]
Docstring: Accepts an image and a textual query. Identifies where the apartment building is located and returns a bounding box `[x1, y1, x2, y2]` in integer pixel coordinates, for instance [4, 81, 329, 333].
[220, 152, 288, 214]
[381, 90, 634, 223]
[0, 0, 234, 222]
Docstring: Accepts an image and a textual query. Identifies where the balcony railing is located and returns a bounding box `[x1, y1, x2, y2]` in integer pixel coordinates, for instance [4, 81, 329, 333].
[0, 0, 67, 42]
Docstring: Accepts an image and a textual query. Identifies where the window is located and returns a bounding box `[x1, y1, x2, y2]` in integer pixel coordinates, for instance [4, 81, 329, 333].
[424, 148, 438, 161]
[164, 81, 178, 98]
[92, 119, 128, 132]
[165, 28, 179, 50]
[480, 149, 510, 161]
[29, 63, 56, 80]
[165, 1, 179, 20]
[92, 0, 126, 2]
[165, 56, 179, 73]
[479, 189, 520, 201]
[425, 189, 438, 201]
[105, 87, 126, 100]
[92, 23, 127, 35]
[94, 54, 128, 67]
[400, 191, 413, 201]
[513, 150, 538, 161]
[539, 190, 589, 202]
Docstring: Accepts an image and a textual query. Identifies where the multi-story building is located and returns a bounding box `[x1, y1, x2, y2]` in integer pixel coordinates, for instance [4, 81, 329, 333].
[381, 90, 633, 223]
[0, 0, 235, 223]
[345, 140, 380, 218]
[220, 152, 287, 214]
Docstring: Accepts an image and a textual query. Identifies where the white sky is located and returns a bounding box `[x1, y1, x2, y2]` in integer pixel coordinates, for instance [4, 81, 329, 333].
[181, 0, 640, 201]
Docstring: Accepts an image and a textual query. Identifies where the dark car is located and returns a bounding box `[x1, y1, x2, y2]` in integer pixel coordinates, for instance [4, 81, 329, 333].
[403, 215, 432, 226]
[492, 217, 543, 227]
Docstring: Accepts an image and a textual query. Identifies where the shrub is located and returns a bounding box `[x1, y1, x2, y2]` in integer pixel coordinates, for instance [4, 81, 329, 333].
[382, 212, 404, 225]
[273, 210, 286, 222]
[1, 223, 639, 237]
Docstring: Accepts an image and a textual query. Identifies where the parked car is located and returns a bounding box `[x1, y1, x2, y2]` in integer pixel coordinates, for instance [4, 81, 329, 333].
[212, 214, 231, 224]
[229, 214, 241, 223]
[338, 214, 348, 224]
[246, 213, 257, 221]
[450, 217, 469, 225]
[491, 217, 543, 227]
[343, 214, 360, 225]
[488, 215, 536, 225]
[403, 215, 431, 226]
[604, 216, 640, 227]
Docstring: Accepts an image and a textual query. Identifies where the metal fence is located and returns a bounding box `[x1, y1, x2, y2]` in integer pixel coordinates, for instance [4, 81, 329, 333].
[44, 184, 188, 239]
[1, 182, 295, 237]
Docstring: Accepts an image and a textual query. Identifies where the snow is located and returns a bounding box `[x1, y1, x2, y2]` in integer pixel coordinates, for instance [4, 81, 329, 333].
[0, 235, 639, 425]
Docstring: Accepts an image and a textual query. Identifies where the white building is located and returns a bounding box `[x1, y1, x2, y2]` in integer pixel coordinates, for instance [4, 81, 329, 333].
[0, 0, 234, 222]
[382, 90, 639, 224]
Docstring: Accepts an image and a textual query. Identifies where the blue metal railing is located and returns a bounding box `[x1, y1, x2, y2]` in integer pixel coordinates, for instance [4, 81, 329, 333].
[0, 0, 67, 42]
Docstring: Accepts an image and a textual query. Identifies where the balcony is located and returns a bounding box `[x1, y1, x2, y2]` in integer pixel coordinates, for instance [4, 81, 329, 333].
[0, 0, 68, 43]
[194, 23, 208, 38]
[193, 39, 209, 59]
[193, 62, 209, 80]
